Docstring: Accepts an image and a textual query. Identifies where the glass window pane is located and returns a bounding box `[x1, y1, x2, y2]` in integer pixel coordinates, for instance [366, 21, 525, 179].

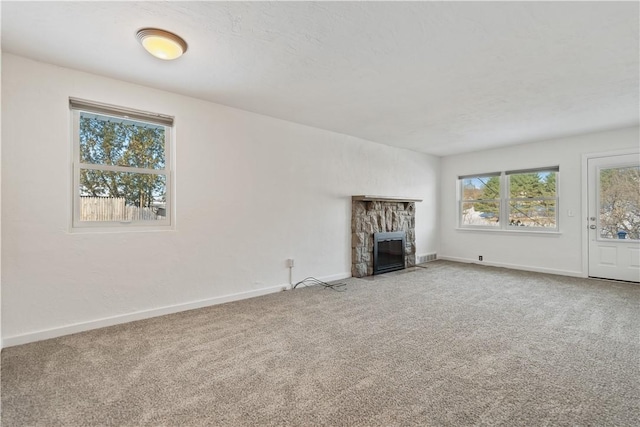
[79, 112, 165, 170]
[509, 200, 556, 228]
[79, 169, 167, 222]
[462, 176, 500, 200]
[599, 166, 640, 240]
[509, 171, 556, 198]
[461, 202, 500, 226]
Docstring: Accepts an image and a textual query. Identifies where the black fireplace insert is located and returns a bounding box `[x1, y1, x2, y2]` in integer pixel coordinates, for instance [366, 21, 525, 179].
[373, 231, 406, 275]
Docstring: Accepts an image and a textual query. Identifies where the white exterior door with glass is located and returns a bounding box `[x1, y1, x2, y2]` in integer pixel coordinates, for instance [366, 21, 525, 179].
[587, 153, 640, 282]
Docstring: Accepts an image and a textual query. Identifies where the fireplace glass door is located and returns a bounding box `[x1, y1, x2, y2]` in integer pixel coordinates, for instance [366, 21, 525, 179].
[373, 231, 406, 274]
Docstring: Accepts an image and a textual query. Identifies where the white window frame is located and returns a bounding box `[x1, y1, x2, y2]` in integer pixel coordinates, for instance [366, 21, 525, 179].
[70, 98, 173, 232]
[505, 167, 559, 231]
[458, 172, 502, 229]
[459, 167, 560, 232]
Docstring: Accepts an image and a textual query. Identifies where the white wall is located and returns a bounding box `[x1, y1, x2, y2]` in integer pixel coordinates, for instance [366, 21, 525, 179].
[0, 50, 3, 350]
[440, 127, 639, 276]
[1, 54, 440, 345]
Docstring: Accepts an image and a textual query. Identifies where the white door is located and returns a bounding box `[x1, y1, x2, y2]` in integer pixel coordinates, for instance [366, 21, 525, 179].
[588, 153, 640, 282]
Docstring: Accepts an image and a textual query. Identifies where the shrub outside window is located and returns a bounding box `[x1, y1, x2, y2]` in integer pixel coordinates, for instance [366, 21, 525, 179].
[70, 98, 173, 230]
[459, 167, 559, 231]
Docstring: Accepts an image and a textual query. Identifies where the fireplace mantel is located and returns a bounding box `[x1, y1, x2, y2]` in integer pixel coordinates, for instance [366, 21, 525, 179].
[352, 195, 423, 203]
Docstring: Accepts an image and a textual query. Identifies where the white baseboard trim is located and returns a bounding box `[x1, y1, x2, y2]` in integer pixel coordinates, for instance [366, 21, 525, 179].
[2, 284, 287, 348]
[316, 272, 352, 283]
[438, 256, 585, 278]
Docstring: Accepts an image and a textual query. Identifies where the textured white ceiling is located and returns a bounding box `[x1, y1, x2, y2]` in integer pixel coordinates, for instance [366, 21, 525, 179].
[2, 1, 638, 156]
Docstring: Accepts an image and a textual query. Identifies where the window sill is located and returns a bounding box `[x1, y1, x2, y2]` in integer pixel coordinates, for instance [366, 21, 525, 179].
[455, 227, 561, 236]
[70, 224, 175, 234]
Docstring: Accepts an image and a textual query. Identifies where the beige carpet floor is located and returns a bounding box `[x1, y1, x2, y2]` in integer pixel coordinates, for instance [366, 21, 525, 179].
[2, 261, 639, 426]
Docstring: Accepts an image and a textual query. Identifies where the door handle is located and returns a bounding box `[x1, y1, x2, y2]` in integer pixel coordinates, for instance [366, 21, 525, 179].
[589, 225, 597, 229]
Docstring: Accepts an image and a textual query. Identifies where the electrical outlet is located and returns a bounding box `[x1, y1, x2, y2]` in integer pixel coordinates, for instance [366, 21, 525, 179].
[478, 256, 483, 261]
[287, 258, 295, 268]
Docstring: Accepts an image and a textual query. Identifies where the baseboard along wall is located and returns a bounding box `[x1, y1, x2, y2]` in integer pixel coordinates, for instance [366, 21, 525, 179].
[2, 284, 287, 348]
[438, 256, 585, 278]
[4, 269, 355, 348]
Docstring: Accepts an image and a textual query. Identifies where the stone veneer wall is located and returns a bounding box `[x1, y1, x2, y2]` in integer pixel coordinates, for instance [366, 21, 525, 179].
[351, 199, 416, 277]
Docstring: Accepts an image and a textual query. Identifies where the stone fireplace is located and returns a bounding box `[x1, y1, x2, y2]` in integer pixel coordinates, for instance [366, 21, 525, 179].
[351, 195, 422, 278]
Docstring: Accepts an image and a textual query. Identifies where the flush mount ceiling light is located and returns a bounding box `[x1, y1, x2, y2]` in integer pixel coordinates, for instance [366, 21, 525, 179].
[136, 28, 188, 60]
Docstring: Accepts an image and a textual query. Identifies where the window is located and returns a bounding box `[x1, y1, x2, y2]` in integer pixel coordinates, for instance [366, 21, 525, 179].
[459, 167, 559, 231]
[460, 173, 501, 227]
[598, 165, 640, 240]
[70, 98, 173, 230]
[507, 168, 558, 229]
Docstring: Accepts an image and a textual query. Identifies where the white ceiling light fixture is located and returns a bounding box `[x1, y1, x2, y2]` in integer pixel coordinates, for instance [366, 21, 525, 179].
[136, 28, 188, 60]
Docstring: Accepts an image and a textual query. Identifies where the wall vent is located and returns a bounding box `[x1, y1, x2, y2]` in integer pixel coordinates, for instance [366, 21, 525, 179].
[418, 253, 437, 264]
